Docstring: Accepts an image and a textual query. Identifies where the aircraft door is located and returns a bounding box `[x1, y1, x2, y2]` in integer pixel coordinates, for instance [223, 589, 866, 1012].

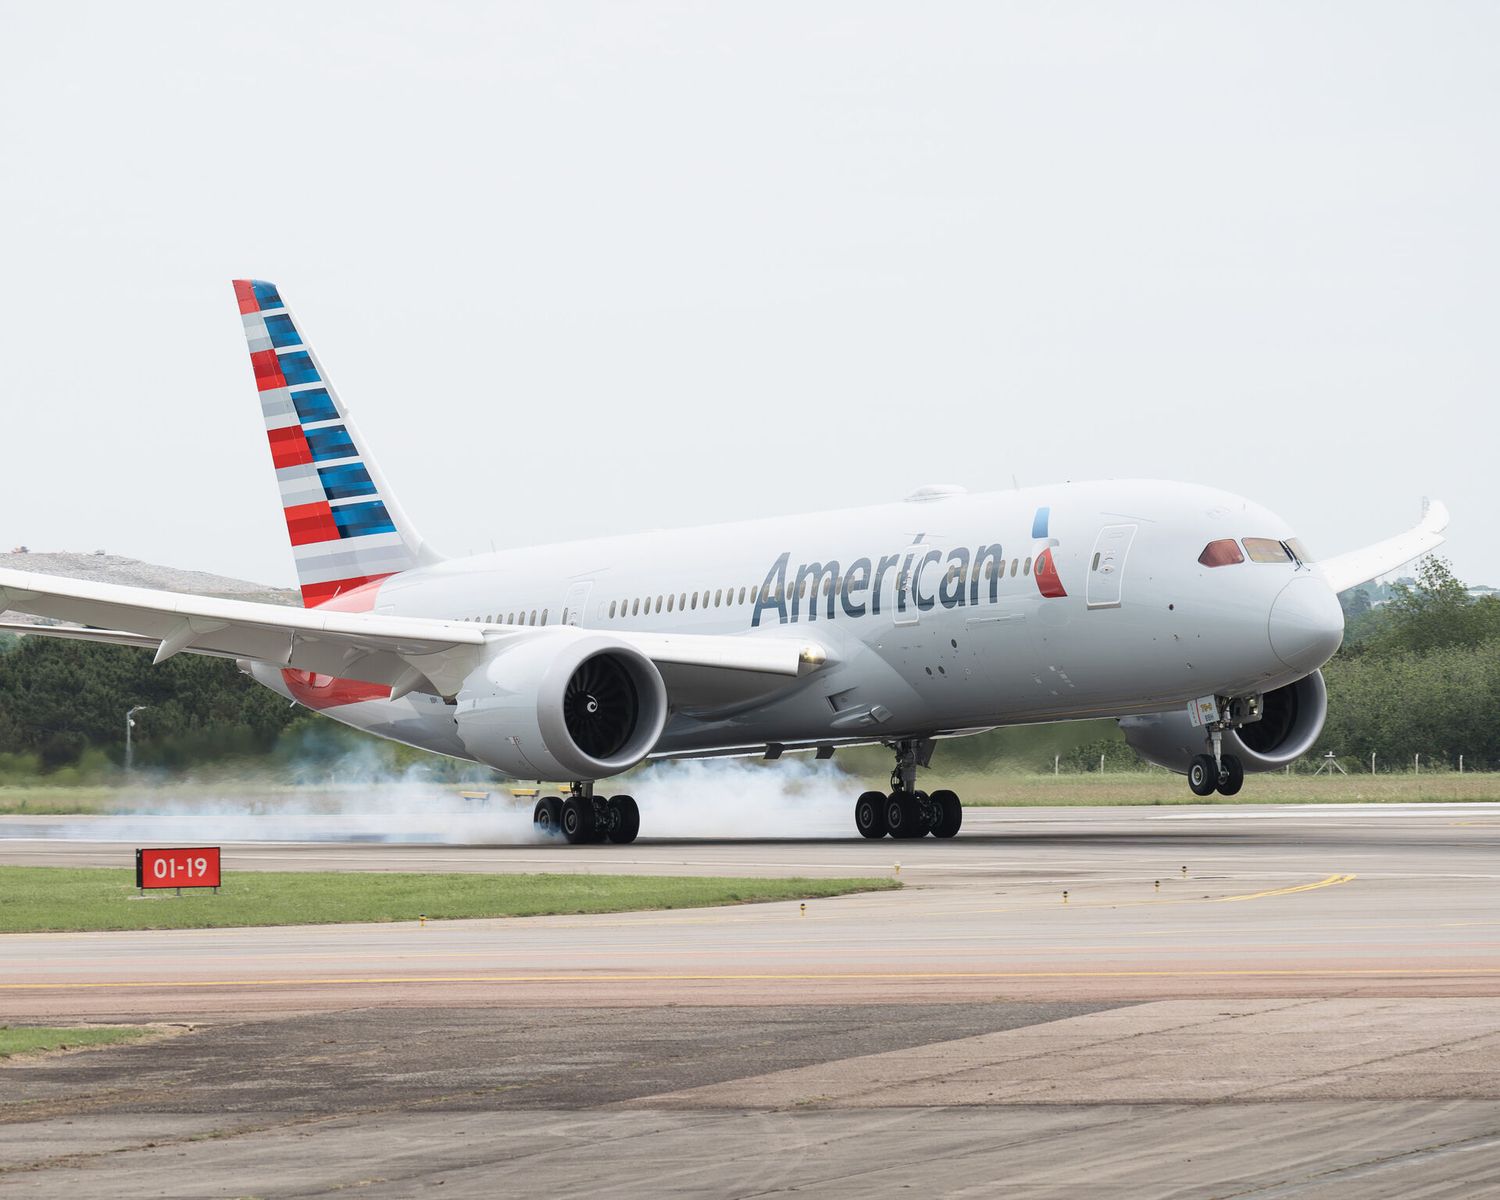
[1086, 524, 1137, 610]
[893, 549, 942, 626]
[562, 581, 593, 626]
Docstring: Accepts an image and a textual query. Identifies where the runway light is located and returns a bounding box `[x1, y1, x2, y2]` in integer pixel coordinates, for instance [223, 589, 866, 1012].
[1155, 880, 1160, 891]
[1062, 890, 1069, 904]
[1182, 866, 1188, 876]
[419, 914, 427, 927]
[894, 862, 900, 875]
[800, 903, 806, 917]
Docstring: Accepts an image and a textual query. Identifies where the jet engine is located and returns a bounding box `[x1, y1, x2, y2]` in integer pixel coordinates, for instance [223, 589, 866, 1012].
[1118, 670, 1327, 774]
[454, 632, 669, 780]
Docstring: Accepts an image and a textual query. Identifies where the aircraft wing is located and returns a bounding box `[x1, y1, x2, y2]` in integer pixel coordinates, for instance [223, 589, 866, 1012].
[1316, 500, 1450, 594]
[0, 568, 815, 705]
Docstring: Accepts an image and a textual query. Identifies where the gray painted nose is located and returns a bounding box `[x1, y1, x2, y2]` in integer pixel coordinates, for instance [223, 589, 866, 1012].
[1268, 576, 1344, 672]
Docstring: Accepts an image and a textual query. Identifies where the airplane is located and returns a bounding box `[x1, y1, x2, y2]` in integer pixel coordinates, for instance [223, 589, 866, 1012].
[0, 281, 1448, 843]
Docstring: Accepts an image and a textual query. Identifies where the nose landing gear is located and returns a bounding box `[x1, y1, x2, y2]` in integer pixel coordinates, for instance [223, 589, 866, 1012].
[853, 739, 963, 839]
[1187, 697, 1253, 797]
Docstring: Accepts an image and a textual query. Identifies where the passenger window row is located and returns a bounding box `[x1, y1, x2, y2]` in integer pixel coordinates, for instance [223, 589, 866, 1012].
[602, 554, 1042, 620]
[458, 610, 547, 625]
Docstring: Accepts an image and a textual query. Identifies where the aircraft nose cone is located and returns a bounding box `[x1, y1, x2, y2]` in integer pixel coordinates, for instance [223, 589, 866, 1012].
[1268, 576, 1344, 672]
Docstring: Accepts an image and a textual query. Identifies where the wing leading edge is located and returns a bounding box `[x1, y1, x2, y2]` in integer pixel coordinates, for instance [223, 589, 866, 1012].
[0, 569, 817, 706]
[1316, 500, 1449, 594]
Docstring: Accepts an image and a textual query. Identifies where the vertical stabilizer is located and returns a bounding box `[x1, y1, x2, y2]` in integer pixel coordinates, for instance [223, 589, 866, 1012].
[233, 280, 439, 609]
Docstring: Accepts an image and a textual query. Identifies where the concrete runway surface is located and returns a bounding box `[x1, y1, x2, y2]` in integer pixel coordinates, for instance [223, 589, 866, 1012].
[3, 802, 1500, 1197]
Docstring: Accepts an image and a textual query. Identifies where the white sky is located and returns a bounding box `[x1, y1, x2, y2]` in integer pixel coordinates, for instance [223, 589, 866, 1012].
[2, 1, 1495, 588]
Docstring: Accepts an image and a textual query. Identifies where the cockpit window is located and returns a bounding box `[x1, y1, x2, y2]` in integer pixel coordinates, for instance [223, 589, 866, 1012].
[1198, 539, 1245, 567]
[1243, 537, 1294, 564]
[1285, 538, 1314, 563]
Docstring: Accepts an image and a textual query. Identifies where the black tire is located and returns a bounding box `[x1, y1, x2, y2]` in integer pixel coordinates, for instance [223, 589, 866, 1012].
[1187, 754, 1219, 797]
[607, 794, 640, 844]
[561, 795, 595, 844]
[533, 796, 563, 837]
[855, 791, 888, 838]
[887, 791, 927, 839]
[1217, 754, 1245, 796]
[930, 789, 962, 838]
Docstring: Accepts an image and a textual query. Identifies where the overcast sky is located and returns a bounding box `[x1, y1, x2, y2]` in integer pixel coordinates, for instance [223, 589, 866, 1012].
[1, 1, 1495, 589]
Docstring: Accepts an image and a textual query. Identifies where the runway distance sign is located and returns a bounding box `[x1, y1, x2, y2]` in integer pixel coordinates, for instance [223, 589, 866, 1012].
[136, 847, 221, 891]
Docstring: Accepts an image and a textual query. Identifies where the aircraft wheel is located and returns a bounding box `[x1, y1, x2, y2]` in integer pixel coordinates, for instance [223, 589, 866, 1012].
[1216, 755, 1245, 796]
[855, 791, 888, 839]
[930, 789, 962, 838]
[607, 795, 640, 844]
[562, 795, 595, 844]
[886, 791, 926, 839]
[1187, 754, 1219, 797]
[533, 796, 563, 837]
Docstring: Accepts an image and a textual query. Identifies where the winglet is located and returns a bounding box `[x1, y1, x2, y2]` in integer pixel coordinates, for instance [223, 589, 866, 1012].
[1317, 499, 1450, 594]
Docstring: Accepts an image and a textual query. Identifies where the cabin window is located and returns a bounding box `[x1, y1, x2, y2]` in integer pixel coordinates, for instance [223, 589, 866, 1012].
[738, 586, 746, 604]
[667, 594, 675, 612]
[750, 586, 758, 604]
[541, 609, 548, 624]
[1198, 539, 1245, 567]
[1010, 559, 1019, 577]
[690, 592, 698, 609]
[631, 599, 639, 615]
[1244, 537, 1293, 564]
[714, 589, 722, 607]
[609, 601, 617, 618]
[1023, 557, 1032, 576]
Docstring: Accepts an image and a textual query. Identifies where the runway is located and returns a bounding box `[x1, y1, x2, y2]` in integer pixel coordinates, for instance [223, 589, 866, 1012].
[4, 803, 1500, 1196]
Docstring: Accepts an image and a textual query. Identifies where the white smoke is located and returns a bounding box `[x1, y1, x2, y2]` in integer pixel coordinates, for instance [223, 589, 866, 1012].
[630, 757, 858, 839]
[39, 750, 865, 844]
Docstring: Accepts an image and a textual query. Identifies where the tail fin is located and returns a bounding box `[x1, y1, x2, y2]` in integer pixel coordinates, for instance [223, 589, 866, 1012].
[233, 280, 440, 609]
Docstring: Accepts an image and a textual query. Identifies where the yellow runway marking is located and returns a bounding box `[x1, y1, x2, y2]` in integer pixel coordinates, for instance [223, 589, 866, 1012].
[1212, 873, 1356, 902]
[4, 965, 1500, 991]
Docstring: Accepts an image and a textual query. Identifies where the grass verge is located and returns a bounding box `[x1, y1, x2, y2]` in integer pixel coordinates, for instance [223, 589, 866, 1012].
[0, 867, 900, 934]
[0, 1025, 150, 1057]
[950, 771, 1500, 806]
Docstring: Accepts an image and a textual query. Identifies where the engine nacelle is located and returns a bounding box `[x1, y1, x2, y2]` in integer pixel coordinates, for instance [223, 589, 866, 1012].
[454, 633, 669, 780]
[1118, 670, 1327, 774]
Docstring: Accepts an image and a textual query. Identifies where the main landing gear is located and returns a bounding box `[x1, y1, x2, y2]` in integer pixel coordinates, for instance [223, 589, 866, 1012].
[533, 783, 640, 844]
[854, 738, 962, 840]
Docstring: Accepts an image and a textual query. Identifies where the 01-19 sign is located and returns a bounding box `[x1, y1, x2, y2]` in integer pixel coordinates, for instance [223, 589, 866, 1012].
[136, 847, 221, 891]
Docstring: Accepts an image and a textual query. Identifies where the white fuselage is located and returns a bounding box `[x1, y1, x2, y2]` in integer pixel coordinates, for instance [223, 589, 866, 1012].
[251, 478, 1345, 774]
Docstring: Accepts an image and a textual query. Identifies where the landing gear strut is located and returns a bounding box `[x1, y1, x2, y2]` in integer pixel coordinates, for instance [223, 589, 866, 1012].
[1187, 697, 1252, 797]
[534, 783, 640, 844]
[854, 738, 962, 839]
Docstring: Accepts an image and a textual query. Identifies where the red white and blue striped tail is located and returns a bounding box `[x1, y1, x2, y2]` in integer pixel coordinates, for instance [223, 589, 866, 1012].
[234, 280, 438, 610]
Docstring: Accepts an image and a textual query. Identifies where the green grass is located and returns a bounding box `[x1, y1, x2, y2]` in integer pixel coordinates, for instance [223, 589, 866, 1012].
[0, 1025, 150, 1057]
[946, 770, 1500, 806]
[0, 787, 121, 815]
[0, 867, 900, 934]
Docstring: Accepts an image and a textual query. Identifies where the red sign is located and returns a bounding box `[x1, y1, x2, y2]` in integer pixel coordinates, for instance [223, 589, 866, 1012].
[136, 847, 221, 890]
